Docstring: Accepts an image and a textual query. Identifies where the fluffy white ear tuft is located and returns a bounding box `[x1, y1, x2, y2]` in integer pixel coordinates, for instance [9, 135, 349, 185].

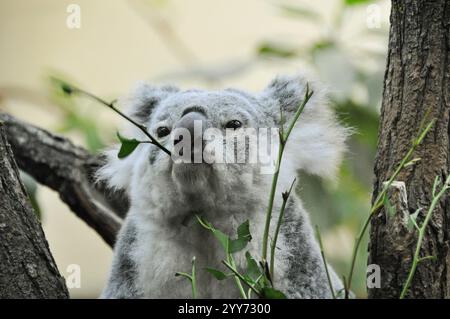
[95, 147, 134, 192]
[262, 74, 351, 180]
[95, 81, 179, 191]
[123, 81, 179, 123]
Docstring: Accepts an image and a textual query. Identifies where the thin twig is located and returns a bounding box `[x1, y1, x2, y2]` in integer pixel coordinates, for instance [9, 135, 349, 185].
[261, 84, 313, 270]
[269, 178, 296, 281]
[50, 77, 172, 156]
[316, 226, 336, 299]
[222, 260, 261, 297]
[228, 253, 248, 299]
[399, 174, 450, 299]
[175, 256, 198, 298]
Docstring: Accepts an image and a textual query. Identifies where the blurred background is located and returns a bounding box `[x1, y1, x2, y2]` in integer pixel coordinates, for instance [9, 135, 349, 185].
[0, 0, 389, 298]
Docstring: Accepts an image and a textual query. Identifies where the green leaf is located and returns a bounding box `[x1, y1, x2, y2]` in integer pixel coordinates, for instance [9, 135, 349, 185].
[345, 0, 372, 6]
[196, 215, 230, 253]
[175, 272, 191, 279]
[383, 196, 396, 219]
[245, 251, 262, 282]
[51, 77, 73, 96]
[310, 40, 335, 56]
[116, 132, 141, 158]
[21, 172, 42, 220]
[418, 255, 437, 263]
[205, 268, 228, 280]
[237, 220, 252, 241]
[196, 215, 212, 229]
[229, 238, 248, 253]
[260, 287, 287, 299]
[407, 208, 422, 231]
[432, 175, 441, 197]
[257, 42, 297, 58]
[404, 158, 421, 168]
[196, 217, 252, 254]
[214, 230, 230, 253]
[229, 220, 252, 253]
[61, 82, 73, 95]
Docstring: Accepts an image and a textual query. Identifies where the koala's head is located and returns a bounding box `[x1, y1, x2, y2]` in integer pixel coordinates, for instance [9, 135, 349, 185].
[97, 74, 349, 221]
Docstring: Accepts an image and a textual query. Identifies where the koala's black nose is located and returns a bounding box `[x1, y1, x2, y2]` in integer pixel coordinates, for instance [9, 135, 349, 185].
[174, 112, 206, 140]
[173, 111, 207, 161]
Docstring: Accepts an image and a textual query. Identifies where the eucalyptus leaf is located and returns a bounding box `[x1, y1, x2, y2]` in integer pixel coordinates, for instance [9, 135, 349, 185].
[51, 77, 73, 96]
[383, 196, 396, 219]
[345, 0, 372, 5]
[245, 251, 262, 282]
[229, 220, 252, 253]
[237, 220, 252, 241]
[61, 82, 73, 95]
[257, 43, 297, 58]
[407, 208, 422, 231]
[214, 230, 230, 253]
[419, 255, 437, 263]
[261, 287, 287, 299]
[229, 238, 248, 253]
[196, 215, 230, 253]
[116, 132, 141, 159]
[205, 268, 228, 280]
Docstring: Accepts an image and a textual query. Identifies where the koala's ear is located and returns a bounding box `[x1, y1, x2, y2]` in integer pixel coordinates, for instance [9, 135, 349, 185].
[261, 74, 351, 180]
[124, 81, 179, 123]
[261, 74, 316, 121]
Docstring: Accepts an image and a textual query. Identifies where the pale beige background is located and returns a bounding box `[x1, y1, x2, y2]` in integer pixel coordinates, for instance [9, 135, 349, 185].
[0, 0, 389, 297]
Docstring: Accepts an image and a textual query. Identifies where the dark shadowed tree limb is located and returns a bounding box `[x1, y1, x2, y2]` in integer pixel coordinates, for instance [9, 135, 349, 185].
[369, 0, 450, 298]
[0, 112, 127, 247]
[0, 122, 69, 298]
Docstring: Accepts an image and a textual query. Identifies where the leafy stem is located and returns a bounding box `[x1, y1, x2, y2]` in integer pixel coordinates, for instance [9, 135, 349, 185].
[222, 260, 261, 297]
[261, 84, 313, 269]
[344, 119, 435, 297]
[227, 253, 247, 299]
[51, 77, 171, 156]
[269, 178, 296, 281]
[399, 174, 450, 299]
[175, 256, 198, 298]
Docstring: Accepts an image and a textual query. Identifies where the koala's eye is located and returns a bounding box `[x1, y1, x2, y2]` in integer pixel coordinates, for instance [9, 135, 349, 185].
[225, 120, 242, 130]
[156, 126, 171, 138]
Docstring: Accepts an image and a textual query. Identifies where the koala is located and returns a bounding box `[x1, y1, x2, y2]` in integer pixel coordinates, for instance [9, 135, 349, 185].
[97, 74, 349, 299]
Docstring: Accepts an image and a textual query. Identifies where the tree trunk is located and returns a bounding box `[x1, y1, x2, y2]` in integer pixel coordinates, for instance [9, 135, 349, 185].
[0, 122, 69, 298]
[368, 0, 449, 298]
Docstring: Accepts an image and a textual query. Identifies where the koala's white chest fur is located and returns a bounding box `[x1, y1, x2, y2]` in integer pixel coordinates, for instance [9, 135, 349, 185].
[129, 205, 282, 298]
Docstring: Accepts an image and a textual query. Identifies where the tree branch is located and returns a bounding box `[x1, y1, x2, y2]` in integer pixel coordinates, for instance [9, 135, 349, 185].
[0, 112, 126, 247]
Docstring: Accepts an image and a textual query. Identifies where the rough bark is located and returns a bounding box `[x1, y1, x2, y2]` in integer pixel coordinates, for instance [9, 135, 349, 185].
[0, 123, 69, 298]
[369, 0, 450, 298]
[0, 113, 127, 247]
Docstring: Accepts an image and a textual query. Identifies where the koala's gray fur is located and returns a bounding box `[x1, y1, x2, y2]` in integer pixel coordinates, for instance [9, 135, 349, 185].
[98, 74, 349, 299]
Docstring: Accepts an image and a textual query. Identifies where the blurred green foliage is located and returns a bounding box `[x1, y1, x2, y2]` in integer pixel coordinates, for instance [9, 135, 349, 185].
[47, 75, 109, 153]
[21, 172, 42, 220]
